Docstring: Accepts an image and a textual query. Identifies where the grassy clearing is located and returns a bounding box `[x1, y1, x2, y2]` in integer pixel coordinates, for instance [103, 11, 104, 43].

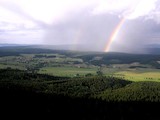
[39, 66, 97, 77]
[114, 71, 160, 82]
[102, 67, 121, 75]
[0, 64, 25, 70]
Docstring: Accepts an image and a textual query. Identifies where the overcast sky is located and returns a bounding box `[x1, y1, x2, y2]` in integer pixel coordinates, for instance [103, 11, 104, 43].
[0, 0, 160, 52]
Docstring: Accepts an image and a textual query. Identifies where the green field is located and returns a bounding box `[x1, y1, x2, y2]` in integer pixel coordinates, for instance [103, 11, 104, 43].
[0, 48, 159, 82]
[0, 64, 25, 70]
[39, 66, 97, 77]
[114, 71, 160, 82]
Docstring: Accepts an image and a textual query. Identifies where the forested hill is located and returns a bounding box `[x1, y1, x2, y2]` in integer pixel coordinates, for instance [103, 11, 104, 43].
[1, 69, 160, 119]
[77, 52, 160, 66]
[1, 69, 160, 101]
[0, 46, 160, 67]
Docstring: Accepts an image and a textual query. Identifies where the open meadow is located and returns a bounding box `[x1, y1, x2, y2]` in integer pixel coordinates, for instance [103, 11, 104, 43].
[0, 47, 159, 82]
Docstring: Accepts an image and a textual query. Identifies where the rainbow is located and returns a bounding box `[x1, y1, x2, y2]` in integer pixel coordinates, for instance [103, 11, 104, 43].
[104, 17, 125, 52]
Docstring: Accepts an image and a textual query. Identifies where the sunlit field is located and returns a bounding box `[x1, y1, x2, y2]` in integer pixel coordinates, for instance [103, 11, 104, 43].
[114, 71, 160, 82]
[39, 66, 97, 77]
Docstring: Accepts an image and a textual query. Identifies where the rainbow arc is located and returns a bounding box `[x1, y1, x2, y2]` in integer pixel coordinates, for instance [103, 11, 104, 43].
[104, 18, 125, 52]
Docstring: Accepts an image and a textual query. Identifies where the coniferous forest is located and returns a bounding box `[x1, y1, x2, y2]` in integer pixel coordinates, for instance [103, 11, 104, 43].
[1, 69, 160, 119]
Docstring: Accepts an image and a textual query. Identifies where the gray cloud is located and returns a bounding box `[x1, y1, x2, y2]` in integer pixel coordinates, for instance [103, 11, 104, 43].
[0, 21, 44, 44]
[44, 11, 160, 53]
[0, 1, 47, 28]
[109, 18, 160, 53]
[0, 2, 46, 45]
[44, 12, 120, 51]
[1, 0, 160, 53]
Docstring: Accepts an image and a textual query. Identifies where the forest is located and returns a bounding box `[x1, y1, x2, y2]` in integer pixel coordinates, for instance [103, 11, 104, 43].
[1, 68, 160, 119]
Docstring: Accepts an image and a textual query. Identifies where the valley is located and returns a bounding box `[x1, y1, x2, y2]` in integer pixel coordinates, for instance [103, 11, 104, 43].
[0, 46, 159, 81]
[0, 46, 160, 119]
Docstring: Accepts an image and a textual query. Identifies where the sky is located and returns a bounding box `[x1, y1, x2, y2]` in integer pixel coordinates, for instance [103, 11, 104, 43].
[0, 0, 160, 53]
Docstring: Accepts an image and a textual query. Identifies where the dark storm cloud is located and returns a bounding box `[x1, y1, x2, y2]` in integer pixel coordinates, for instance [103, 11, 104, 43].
[110, 18, 160, 53]
[44, 11, 160, 52]
[44, 12, 121, 51]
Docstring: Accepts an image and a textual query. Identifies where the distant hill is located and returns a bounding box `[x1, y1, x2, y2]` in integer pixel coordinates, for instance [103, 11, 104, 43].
[0, 44, 94, 52]
[0, 44, 27, 47]
[0, 43, 160, 54]
[30, 44, 101, 52]
[146, 48, 160, 55]
[147, 44, 160, 48]
[145, 44, 160, 55]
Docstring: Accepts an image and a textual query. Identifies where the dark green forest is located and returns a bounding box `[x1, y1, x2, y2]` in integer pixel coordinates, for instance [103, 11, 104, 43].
[1, 69, 160, 119]
[78, 53, 160, 68]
